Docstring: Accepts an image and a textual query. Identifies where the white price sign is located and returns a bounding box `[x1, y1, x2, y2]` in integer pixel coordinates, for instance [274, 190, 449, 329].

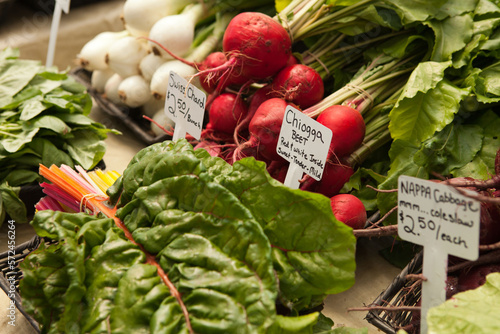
[164, 71, 205, 140]
[277, 106, 332, 188]
[397, 175, 480, 334]
[398, 175, 480, 260]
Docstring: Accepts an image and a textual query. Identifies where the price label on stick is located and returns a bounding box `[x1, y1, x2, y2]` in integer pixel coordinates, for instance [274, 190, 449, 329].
[277, 105, 332, 189]
[164, 71, 206, 140]
[397, 175, 480, 334]
[57, 0, 71, 13]
[46, 0, 71, 67]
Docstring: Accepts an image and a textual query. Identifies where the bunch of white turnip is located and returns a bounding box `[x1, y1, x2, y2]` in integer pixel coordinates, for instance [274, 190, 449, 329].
[76, 0, 233, 135]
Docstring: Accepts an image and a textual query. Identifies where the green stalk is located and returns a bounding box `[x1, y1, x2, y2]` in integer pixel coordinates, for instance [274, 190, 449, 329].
[304, 59, 414, 118]
[347, 128, 392, 169]
[186, 12, 234, 63]
[278, 0, 379, 41]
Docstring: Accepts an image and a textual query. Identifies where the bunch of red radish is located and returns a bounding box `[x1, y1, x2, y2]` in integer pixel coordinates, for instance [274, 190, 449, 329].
[145, 11, 369, 230]
[187, 12, 366, 202]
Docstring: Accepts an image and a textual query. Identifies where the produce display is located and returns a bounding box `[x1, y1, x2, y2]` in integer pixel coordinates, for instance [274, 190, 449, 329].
[2, 0, 500, 333]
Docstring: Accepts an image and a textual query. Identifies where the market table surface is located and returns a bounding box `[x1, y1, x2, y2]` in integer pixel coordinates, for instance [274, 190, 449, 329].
[0, 1, 402, 332]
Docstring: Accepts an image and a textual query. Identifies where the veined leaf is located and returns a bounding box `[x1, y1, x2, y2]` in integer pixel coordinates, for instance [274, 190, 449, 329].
[425, 14, 474, 62]
[389, 79, 470, 145]
[0, 58, 41, 107]
[451, 109, 500, 179]
[413, 122, 483, 175]
[220, 158, 356, 310]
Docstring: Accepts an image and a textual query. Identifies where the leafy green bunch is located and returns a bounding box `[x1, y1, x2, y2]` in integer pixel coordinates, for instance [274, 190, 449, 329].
[0, 48, 118, 225]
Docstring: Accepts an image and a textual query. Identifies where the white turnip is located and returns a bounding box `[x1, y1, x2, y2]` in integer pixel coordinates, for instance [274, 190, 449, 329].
[150, 60, 197, 100]
[139, 53, 166, 82]
[106, 36, 148, 78]
[104, 73, 125, 106]
[147, 4, 203, 59]
[118, 75, 151, 108]
[76, 30, 129, 71]
[90, 68, 114, 93]
[121, 0, 193, 38]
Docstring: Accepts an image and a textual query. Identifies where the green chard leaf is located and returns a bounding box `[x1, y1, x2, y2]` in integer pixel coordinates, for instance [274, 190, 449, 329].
[19, 95, 47, 121]
[21, 139, 358, 333]
[220, 158, 356, 310]
[383, 0, 477, 25]
[0, 183, 26, 224]
[0, 57, 42, 107]
[64, 129, 106, 170]
[425, 14, 474, 62]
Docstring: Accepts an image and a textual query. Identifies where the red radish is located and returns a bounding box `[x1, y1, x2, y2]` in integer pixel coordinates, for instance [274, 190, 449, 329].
[479, 198, 500, 245]
[316, 105, 366, 157]
[198, 12, 291, 85]
[193, 140, 222, 157]
[233, 84, 278, 146]
[198, 52, 248, 94]
[271, 64, 324, 109]
[205, 92, 248, 135]
[300, 158, 354, 197]
[457, 263, 500, 292]
[233, 98, 296, 162]
[286, 54, 299, 66]
[329, 193, 367, 230]
[267, 160, 288, 183]
[248, 84, 278, 116]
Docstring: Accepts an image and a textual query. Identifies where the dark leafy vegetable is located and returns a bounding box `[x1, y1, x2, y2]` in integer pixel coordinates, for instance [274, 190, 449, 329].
[20, 139, 357, 333]
[0, 48, 119, 225]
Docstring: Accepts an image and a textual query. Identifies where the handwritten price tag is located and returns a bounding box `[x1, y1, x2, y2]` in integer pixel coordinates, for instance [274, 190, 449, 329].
[277, 106, 332, 188]
[164, 71, 205, 140]
[397, 175, 480, 334]
[398, 175, 480, 260]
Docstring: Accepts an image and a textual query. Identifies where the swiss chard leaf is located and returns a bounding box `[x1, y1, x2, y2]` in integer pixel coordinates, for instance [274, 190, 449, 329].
[220, 158, 356, 310]
[64, 130, 106, 169]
